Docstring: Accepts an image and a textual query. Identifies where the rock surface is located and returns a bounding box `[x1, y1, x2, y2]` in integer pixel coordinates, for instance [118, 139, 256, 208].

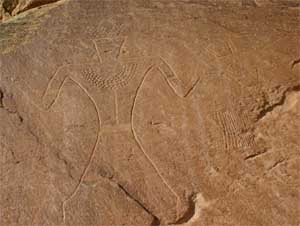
[0, 0, 300, 225]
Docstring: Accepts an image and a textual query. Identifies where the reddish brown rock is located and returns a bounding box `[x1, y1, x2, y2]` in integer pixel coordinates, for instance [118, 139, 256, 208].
[0, 0, 300, 225]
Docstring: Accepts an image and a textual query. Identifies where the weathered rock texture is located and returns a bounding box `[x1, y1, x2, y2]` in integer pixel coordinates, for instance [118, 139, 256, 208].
[0, 0, 300, 225]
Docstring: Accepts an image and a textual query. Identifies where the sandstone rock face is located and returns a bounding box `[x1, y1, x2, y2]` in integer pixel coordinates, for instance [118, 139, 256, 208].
[0, 0, 62, 21]
[0, 0, 299, 225]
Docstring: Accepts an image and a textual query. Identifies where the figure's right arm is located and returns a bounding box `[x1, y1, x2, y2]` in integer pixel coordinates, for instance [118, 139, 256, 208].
[42, 66, 69, 110]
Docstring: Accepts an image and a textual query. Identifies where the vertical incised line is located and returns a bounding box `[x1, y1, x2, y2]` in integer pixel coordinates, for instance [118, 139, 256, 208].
[114, 89, 119, 124]
[93, 40, 102, 64]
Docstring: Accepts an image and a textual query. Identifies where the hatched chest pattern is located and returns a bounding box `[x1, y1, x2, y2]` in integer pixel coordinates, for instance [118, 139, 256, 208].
[82, 63, 137, 90]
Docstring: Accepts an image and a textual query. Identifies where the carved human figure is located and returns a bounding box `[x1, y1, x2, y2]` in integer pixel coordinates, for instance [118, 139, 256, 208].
[42, 36, 199, 223]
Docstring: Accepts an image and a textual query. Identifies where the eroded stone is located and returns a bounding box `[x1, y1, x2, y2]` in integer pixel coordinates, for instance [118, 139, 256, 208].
[0, 0, 300, 225]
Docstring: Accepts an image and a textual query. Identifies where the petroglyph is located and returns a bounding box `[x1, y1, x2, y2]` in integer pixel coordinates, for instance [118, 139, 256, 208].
[41, 36, 204, 223]
[1, 1, 300, 225]
[82, 63, 137, 90]
[213, 110, 254, 150]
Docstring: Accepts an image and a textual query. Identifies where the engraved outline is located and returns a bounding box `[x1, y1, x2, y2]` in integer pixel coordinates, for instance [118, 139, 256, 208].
[157, 57, 200, 98]
[131, 65, 183, 219]
[60, 78, 102, 222]
[41, 41, 205, 221]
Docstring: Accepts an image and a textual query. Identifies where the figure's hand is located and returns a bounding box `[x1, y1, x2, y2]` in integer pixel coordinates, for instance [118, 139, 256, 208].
[42, 89, 57, 110]
[156, 57, 200, 98]
[42, 66, 69, 110]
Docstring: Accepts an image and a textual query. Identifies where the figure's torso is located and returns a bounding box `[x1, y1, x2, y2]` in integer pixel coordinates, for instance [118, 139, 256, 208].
[68, 58, 155, 128]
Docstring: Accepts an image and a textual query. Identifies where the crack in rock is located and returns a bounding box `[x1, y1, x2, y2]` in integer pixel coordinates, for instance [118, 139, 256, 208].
[268, 159, 287, 171]
[256, 84, 300, 121]
[167, 193, 211, 226]
[116, 183, 160, 226]
[291, 58, 300, 69]
[54, 151, 75, 180]
[170, 194, 196, 225]
[244, 149, 268, 161]
[1, 0, 64, 20]
[0, 89, 23, 122]
[83, 174, 160, 226]
[0, 87, 3, 107]
[2, 0, 19, 15]
[18, 0, 62, 14]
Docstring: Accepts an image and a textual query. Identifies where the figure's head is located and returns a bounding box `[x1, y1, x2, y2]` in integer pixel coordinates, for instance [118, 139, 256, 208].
[94, 35, 147, 64]
[94, 37, 124, 63]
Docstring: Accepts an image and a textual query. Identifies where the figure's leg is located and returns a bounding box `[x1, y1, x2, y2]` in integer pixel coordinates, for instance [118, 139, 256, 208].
[42, 65, 104, 222]
[59, 78, 102, 223]
[128, 63, 198, 222]
[83, 131, 178, 224]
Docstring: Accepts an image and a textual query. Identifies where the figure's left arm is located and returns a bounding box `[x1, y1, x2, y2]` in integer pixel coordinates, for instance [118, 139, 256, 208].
[155, 57, 200, 98]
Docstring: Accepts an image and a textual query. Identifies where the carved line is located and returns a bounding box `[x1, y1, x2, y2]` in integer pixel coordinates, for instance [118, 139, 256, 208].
[158, 57, 199, 98]
[184, 77, 200, 98]
[92, 40, 103, 64]
[83, 63, 137, 90]
[46, 77, 68, 110]
[203, 35, 288, 90]
[228, 35, 291, 86]
[92, 37, 125, 61]
[42, 66, 63, 100]
[206, 18, 245, 35]
[42, 63, 103, 110]
[213, 111, 254, 150]
[157, 57, 183, 97]
[227, 35, 244, 87]
[42, 66, 69, 110]
[195, 102, 213, 168]
[227, 40, 234, 55]
[225, 36, 247, 89]
[116, 37, 126, 59]
[131, 65, 181, 218]
[42, 67, 59, 98]
[61, 78, 102, 223]
[215, 111, 229, 150]
[114, 89, 119, 124]
[258, 36, 287, 53]
[202, 45, 218, 60]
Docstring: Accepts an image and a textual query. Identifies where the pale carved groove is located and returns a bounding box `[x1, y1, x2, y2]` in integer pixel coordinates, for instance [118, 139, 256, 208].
[82, 63, 137, 90]
[213, 110, 254, 150]
[61, 78, 102, 222]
